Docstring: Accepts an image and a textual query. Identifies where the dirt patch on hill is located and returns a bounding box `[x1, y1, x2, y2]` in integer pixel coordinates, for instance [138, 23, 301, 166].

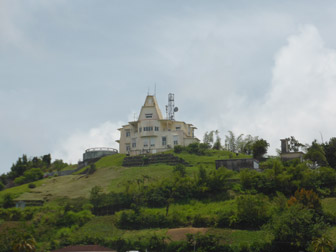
[167, 227, 208, 241]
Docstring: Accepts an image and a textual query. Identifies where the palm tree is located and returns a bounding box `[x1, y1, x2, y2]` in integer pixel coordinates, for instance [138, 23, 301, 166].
[312, 236, 334, 252]
[12, 234, 36, 252]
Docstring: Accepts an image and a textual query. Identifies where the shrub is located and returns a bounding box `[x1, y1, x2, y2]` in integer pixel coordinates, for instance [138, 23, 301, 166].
[28, 183, 36, 189]
[174, 145, 183, 154]
[60, 210, 94, 227]
[236, 194, 270, 228]
[116, 209, 170, 229]
[192, 214, 213, 227]
[14, 168, 43, 185]
[216, 210, 236, 228]
[0, 182, 4, 191]
[88, 164, 96, 174]
[2, 193, 15, 208]
[186, 142, 199, 154]
[0, 208, 22, 220]
[268, 205, 326, 251]
[287, 188, 322, 212]
[173, 164, 186, 177]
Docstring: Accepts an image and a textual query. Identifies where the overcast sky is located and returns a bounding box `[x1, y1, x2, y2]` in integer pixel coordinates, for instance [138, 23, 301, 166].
[1, 0, 336, 174]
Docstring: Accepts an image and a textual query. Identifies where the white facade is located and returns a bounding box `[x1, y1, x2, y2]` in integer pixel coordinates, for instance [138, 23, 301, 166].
[117, 95, 199, 155]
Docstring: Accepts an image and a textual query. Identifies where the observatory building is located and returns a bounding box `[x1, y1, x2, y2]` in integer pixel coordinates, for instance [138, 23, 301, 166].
[117, 94, 199, 155]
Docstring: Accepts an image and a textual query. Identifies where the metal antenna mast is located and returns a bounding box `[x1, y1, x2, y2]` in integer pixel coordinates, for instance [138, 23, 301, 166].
[166, 93, 178, 120]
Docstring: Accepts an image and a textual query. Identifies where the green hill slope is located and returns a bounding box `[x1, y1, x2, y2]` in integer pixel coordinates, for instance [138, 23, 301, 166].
[2, 151, 242, 203]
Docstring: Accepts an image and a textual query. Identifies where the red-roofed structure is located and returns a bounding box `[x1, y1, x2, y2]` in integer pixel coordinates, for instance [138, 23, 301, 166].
[51, 245, 116, 252]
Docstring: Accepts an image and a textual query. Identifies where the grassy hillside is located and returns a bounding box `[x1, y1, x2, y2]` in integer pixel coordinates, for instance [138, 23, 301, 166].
[5, 151, 239, 202]
[2, 149, 336, 252]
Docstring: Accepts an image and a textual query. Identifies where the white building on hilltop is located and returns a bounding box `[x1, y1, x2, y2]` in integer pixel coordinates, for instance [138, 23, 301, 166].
[117, 94, 199, 155]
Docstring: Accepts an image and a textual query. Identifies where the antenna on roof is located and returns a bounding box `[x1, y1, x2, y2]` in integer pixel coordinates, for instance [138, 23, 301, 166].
[147, 87, 150, 96]
[320, 131, 324, 143]
[166, 93, 178, 120]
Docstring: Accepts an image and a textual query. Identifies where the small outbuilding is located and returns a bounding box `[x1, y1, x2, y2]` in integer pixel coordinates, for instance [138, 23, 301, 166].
[215, 158, 260, 172]
[280, 139, 304, 162]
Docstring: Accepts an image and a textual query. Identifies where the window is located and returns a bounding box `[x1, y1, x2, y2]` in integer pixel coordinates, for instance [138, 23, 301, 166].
[145, 113, 153, 118]
[144, 126, 153, 131]
[150, 137, 155, 147]
[143, 138, 148, 147]
[139, 127, 142, 132]
[126, 144, 130, 152]
[162, 136, 167, 146]
[126, 130, 130, 137]
[155, 126, 159, 131]
[173, 135, 178, 145]
[132, 138, 136, 148]
[176, 126, 181, 130]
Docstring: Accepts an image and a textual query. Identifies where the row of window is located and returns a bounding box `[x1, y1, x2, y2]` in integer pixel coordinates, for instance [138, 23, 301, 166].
[126, 126, 183, 137]
[126, 136, 178, 151]
[139, 126, 159, 132]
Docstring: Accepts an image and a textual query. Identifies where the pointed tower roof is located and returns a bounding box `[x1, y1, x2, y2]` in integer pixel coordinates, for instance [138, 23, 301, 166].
[138, 95, 163, 120]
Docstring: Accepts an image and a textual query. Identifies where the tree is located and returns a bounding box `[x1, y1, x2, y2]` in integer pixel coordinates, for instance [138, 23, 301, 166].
[52, 159, 68, 171]
[203, 131, 215, 148]
[287, 136, 304, 152]
[269, 205, 325, 251]
[252, 139, 269, 160]
[311, 236, 334, 252]
[287, 188, 322, 212]
[240, 134, 258, 154]
[42, 154, 51, 167]
[225, 131, 238, 152]
[9, 155, 29, 179]
[12, 234, 36, 252]
[212, 130, 222, 150]
[224, 131, 258, 154]
[0, 181, 4, 191]
[323, 137, 336, 169]
[236, 194, 269, 228]
[305, 140, 328, 167]
[3, 193, 15, 208]
[14, 168, 43, 185]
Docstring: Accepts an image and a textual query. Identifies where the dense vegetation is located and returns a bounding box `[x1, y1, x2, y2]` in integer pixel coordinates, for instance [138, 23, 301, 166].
[0, 154, 68, 189]
[1, 135, 336, 251]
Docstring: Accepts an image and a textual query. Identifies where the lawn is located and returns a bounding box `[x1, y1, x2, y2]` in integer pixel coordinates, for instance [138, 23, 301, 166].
[0, 180, 45, 204]
[2, 151, 241, 202]
[75, 215, 270, 247]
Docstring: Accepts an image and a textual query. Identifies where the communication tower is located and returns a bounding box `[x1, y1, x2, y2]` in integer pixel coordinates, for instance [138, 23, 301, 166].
[165, 93, 178, 120]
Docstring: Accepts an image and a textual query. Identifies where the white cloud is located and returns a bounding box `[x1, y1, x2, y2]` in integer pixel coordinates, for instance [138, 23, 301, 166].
[243, 25, 336, 153]
[52, 121, 123, 164]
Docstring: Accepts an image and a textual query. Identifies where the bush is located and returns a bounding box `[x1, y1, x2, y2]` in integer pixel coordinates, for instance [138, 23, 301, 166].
[174, 145, 183, 153]
[116, 209, 171, 229]
[14, 168, 43, 185]
[236, 194, 270, 228]
[28, 183, 36, 188]
[0, 208, 22, 220]
[192, 214, 213, 227]
[173, 164, 186, 177]
[216, 210, 236, 228]
[186, 142, 199, 154]
[88, 164, 96, 174]
[268, 205, 326, 251]
[2, 193, 15, 208]
[60, 210, 94, 227]
[0, 182, 4, 191]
